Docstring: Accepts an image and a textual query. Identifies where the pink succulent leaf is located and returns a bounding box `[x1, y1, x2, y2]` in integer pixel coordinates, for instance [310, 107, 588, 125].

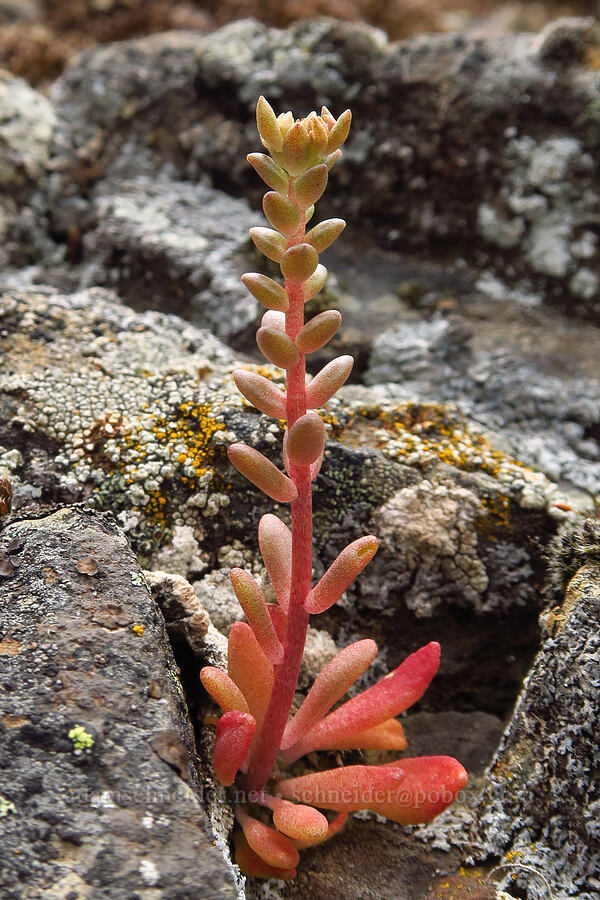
[233, 830, 296, 881]
[281, 639, 378, 751]
[258, 513, 292, 612]
[309, 452, 323, 482]
[227, 442, 298, 503]
[305, 355, 353, 409]
[304, 536, 380, 614]
[235, 805, 300, 869]
[292, 811, 348, 849]
[257, 794, 329, 842]
[287, 643, 440, 759]
[228, 622, 273, 731]
[277, 764, 405, 813]
[229, 568, 284, 666]
[232, 368, 287, 419]
[277, 757, 466, 824]
[371, 756, 468, 824]
[199, 666, 249, 714]
[268, 605, 287, 643]
[296, 718, 407, 754]
[213, 711, 256, 786]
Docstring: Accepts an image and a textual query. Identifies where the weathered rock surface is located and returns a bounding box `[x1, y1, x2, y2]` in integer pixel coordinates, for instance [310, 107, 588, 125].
[19, 17, 597, 319]
[0, 506, 238, 899]
[466, 562, 600, 898]
[1, 286, 590, 718]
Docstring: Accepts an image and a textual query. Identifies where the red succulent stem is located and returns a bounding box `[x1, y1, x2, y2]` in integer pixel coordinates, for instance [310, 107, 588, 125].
[242, 198, 312, 793]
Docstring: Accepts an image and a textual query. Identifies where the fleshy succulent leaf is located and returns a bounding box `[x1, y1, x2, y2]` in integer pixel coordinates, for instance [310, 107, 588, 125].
[305, 355, 354, 408]
[296, 310, 341, 354]
[227, 442, 298, 503]
[247, 152, 290, 194]
[199, 666, 249, 714]
[368, 757, 469, 824]
[286, 412, 326, 467]
[277, 764, 406, 812]
[213, 711, 256, 786]
[250, 227, 287, 263]
[267, 797, 329, 842]
[305, 218, 346, 253]
[258, 513, 292, 612]
[304, 535, 380, 614]
[233, 830, 296, 880]
[256, 326, 299, 369]
[294, 164, 328, 211]
[227, 622, 273, 731]
[263, 192, 301, 237]
[256, 95, 284, 153]
[230, 568, 284, 666]
[292, 811, 348, 849]
[280, 243, 319, 284]
[292, 643, 441, 755]
[241, 272, 289, 311]
[236, 806, 300, 869]
[283, 121, 311, 175]
[232, 368, 287, 419]
[326, 110, 352, 154]
[281, 639, 378, 752]
[303, 264, 328, 301]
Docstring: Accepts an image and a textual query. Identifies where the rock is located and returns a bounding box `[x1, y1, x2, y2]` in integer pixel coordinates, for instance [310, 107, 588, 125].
[467, 563, 600, 898]
[0, 506, 238, 899]
[21, 18, 595, 320]
[1, 285, 590, 720]
[145, 569, 210, 654]
[364, 296, 600, 496]
[79, 176, 258, 340]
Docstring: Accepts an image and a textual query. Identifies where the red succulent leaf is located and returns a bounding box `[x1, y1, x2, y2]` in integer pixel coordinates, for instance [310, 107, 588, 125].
[213, 711, 256, 786]
[292, 811, 348, 849]
[277, 757, 467, 823]
[235, 806, 300, 869]
[233, 830, 296, 880]
[281, 639, 378, 752]
[263, 796, 329, 842]
[285, 642, 439, 761]
[277, 764, 405, 812]
[370, 756, 468, 824]
[228, 622, 273, 731]
[199, 666, 249, 714]
[229, 568, 284, 665]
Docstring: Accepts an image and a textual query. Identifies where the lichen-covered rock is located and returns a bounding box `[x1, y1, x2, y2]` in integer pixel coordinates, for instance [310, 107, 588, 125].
[364, 300, 600, 495]
[467, 563, 600, 898]
[0, 506, 237, 899]
[1, 286, 591, 717]
[80, 176, 258, 340]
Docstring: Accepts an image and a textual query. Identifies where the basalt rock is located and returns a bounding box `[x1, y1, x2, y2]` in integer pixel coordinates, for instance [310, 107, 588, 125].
[0, 506, 238, 899]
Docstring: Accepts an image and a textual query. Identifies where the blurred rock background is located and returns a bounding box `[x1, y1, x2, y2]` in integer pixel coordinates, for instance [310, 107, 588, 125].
[0, 0, 599, 87]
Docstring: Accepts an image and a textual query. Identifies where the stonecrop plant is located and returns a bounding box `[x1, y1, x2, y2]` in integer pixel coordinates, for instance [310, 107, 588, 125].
[199, 97, 468, 880]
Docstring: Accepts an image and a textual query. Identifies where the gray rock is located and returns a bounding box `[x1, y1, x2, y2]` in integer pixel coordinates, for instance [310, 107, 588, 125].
[81, 176, 258, 340]
[0, 286, 590, 719]
[468, 563, 600, 898]
[0, 506, 237, 899]
[365, 299, 600, 495]
[32, 17, 600, 317]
